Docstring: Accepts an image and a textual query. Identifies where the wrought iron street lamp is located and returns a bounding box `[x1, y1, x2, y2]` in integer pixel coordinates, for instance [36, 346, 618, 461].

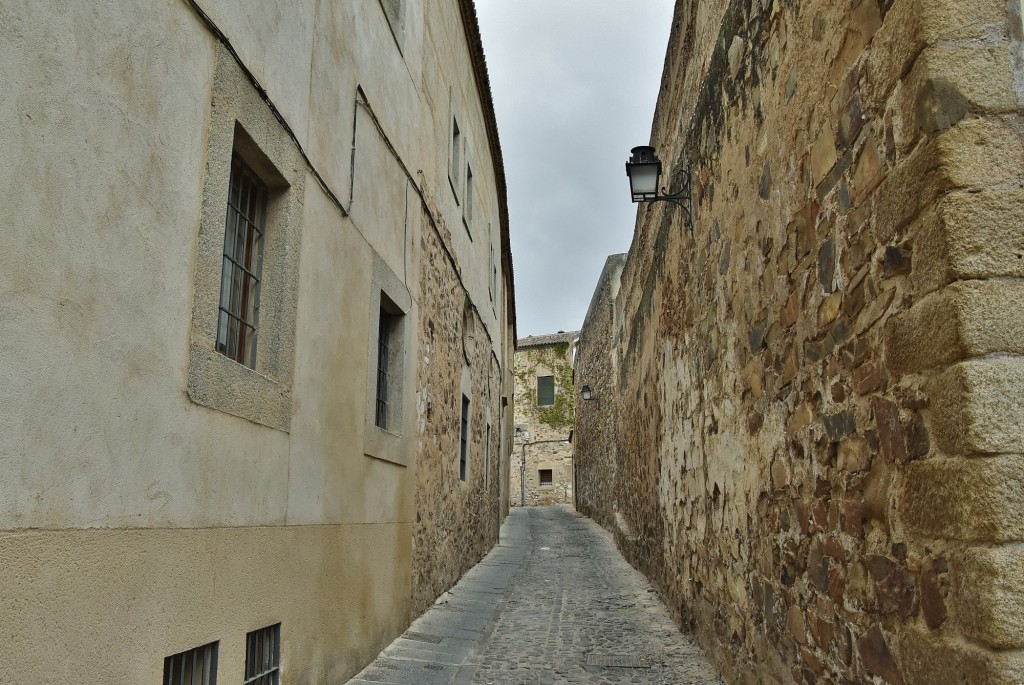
[581, 385, 594, 401]
[625, 145, 693, 233]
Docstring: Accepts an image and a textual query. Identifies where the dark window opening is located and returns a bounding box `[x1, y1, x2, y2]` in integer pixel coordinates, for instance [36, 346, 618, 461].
[484, 424, 491, 488]
[537, 375, 555, 406]
[163, 641, 218, 685]
[459, 395, 470, 481]
[375, 309, 398, 430]
[450, 117, 462, 191]
[216, 153, 267, 368]
[244, 624, 281, 685]
[539, 469, 553, 486]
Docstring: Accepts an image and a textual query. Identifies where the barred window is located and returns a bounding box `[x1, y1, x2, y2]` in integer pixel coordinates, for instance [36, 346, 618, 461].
[244, 624, 281, 685]
[539, 469, 553, 486]
[163, 641, 218, 685]
[216, 153, 267, 368]
[375, 309, 398, 430]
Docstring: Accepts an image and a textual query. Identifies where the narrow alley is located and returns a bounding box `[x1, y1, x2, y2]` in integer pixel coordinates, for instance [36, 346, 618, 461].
[346, 507, 723, 685]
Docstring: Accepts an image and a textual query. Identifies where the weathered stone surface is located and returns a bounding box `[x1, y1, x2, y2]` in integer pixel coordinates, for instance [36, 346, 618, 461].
[901, 456, 1024, 543]
[919, 563, 947, 630]
[886, 280, 1024, 374]
[929, 358, 1024, 455]
[901, 628, 1024, 685]
[511, 334, 577, 508]
[572, 0, 1024, 682]
[857, 624, 905, 685]
[949, 547, 1024, 650]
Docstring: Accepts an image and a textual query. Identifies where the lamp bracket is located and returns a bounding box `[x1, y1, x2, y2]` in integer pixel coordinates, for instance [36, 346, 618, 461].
[647, 160, 693, 235]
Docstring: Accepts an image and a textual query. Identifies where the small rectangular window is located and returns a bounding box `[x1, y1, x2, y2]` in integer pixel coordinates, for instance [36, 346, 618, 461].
[163, 641, 218, 685]
[375, 309, 398, 430]
[537, 375, 555, 406]
[459, 395, 470, 481]
[244, 624, 281, 685]
[465, 165, 474, 234]
[216, 153, 267, 368]
[489, 241, 498, 306]
[484, 423, 491, 488]
[450, 116, 462, 197]
[539, 469, 553, 486]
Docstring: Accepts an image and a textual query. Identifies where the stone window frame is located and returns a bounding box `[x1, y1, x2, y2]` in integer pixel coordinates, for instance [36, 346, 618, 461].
[364, 252, 413, 466]
[187, 45, 305, 433]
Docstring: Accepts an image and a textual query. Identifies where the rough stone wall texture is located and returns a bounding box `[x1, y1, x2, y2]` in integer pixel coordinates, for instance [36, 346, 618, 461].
[574, 255, 626, 531]
[412, 205, 505, 616]
[576, 0, 1024, 683]
[512, 339, 577, 507]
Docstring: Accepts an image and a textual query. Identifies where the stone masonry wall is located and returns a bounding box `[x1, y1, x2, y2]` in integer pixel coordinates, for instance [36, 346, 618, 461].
[512, 339, 576, 507]
[576, 0, 1024, 683]
[412, 205, 504, 616]
[574, 255, 626, 531]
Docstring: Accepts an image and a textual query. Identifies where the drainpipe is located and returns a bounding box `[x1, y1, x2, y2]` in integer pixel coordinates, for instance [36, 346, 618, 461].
[520, 441, 527, 507]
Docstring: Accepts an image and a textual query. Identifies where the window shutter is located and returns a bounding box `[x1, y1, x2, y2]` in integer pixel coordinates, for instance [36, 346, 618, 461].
[537, 375, 555, 406]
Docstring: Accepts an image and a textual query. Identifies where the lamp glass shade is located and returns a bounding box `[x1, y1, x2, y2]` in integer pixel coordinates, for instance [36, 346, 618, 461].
[626, 146, 662, 202]
[628, 164, 659, 201]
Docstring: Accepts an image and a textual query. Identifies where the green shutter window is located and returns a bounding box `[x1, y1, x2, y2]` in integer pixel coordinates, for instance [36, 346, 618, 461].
[537, 375, 555, 406]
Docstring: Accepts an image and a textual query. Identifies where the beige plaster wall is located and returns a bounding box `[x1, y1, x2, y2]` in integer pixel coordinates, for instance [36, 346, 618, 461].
[0, 0, 512, 681]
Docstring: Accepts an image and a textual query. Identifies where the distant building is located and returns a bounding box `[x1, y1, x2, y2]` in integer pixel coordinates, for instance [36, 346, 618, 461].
[1, 1, 515, 683]
[512, 331, 579, 506]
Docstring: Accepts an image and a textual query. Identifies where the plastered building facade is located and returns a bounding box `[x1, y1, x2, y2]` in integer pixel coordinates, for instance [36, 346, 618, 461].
[511, 332, 578, 507]
[576, 0, 1024, 683]
[0, 1, 515, 683]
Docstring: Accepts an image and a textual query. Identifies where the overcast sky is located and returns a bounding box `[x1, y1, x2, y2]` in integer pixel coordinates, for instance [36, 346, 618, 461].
[476, 1, 676, 338]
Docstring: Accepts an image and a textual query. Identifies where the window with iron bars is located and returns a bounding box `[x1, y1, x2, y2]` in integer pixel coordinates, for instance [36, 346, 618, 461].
[375, 309, 397, 430]
[244, 624, 281, 685]
[163, 641, 218, 685]
[216, 153, 267, 368]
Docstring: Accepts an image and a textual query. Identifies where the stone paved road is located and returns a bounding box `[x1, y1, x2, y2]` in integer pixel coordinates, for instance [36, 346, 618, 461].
[346, 506, 723, 685]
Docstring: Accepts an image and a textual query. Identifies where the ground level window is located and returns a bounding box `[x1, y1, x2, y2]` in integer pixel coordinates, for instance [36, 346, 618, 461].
[163, 641, 218, 685]
[244, 623, 281, 685]
[539, 469, 553, 486]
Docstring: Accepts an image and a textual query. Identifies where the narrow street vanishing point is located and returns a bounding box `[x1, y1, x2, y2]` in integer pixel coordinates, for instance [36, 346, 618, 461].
[347, 506, 724, 685]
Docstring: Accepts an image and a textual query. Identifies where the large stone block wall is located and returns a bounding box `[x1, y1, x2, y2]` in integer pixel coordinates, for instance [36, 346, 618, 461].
[576, 0, 1024, 683]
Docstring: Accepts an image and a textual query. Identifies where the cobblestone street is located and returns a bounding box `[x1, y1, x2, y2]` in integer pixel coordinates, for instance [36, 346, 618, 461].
[347, 506, 722, 685]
